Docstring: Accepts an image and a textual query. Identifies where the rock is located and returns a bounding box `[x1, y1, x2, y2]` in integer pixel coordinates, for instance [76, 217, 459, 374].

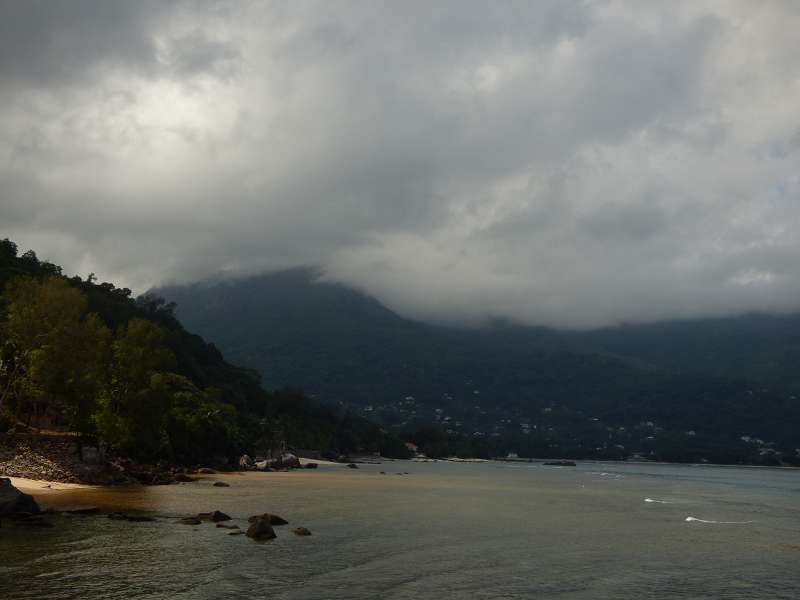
[174, 474, 197, 483]
[65, 506, 100, 515]
[292, 527, 312, 536]
[179, 517, 202, 525]
[304, 463, 318, 469]
[0, 477, 40, 516]
[347, 463, 358, 469]
[108, 512, 156, 522]
[247, 513, 288, 526]
[197, 467, 217, 474]
[17, 516, 54, 528]
[213, 481, 230, 487]
[280, 453, 301, 469]
[379, 471, 386, 474]
[246, 515, 277, 541]
[197, 510, 231, 522]
[239, 454, 254, 469]
[544, 460, 577, 467]
[228, 530, 246, 536]
[125, 515, 157, 522]
[216, 523, 239, 529]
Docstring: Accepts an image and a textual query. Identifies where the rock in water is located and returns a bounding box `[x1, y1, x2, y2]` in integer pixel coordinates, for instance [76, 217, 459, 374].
[347, 463, 358, 469]
[304, 463, 318, 469]
[246, 516, 276, 540]
[292, 527, 312, 536]
[0, 478, 40, 515]
[248, 513, 288, 526]
[213, 481, 230, 487]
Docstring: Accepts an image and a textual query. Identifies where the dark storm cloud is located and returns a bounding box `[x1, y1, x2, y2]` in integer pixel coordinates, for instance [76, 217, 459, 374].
[1, 1, 800, 328]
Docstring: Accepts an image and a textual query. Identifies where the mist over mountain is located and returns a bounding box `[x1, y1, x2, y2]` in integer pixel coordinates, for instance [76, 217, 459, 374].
[156, 270, 800, 464]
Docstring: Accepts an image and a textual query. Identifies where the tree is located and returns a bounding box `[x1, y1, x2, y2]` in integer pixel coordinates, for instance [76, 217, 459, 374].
[0, 276, 110, 432]
[94, 318, 175, 459]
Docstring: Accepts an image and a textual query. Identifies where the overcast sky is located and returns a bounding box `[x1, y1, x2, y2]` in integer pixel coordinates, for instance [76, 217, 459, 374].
[1, 1, 799, 328]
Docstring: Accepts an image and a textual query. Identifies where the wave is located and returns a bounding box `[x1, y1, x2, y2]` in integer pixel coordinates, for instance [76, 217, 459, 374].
[644, 498, 673, 504]
[685, 516, 754, 524]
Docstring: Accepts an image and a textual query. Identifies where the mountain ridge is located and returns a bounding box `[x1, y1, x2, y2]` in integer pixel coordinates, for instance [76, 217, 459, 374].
[156, 269, 800, 465]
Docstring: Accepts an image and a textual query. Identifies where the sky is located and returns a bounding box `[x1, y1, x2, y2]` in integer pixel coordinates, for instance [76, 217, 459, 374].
[1, 1, 799, 329]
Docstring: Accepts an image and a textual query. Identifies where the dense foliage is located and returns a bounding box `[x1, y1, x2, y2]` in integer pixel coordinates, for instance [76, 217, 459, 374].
[157, 269, 800, 466]
[0, 239, 410, 463]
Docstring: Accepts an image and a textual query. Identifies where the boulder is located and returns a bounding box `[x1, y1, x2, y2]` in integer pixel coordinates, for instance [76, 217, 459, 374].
[65, 506, 100, 515]
[174, 474, 197, 483]
[125, 515, 157, 522]
[347, 463, 358, 469]
[246, 515, 277, 540]
[248, 513, 288, 526]
[108, 513, 156, 522]
[197, 510, 231, 522]
[213, 481, 230, 487]
[292, 527, 312, 536]
[239, 454, 254, 469]
[304, 463, 318, 469]
[0, 478, 40, 516]
[197, 467, 217, 474]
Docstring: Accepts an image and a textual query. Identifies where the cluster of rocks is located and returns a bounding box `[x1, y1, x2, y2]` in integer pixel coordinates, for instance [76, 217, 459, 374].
[0, 433, 326, 489]
[240, 453, 304, 471]
[0, 433, 123, 485]
[1, 478, 314, 539]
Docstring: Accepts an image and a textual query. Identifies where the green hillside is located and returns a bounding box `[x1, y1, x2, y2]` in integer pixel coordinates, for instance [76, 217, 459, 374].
[157, 269, 800, 465]
[0, 240, 410, 464]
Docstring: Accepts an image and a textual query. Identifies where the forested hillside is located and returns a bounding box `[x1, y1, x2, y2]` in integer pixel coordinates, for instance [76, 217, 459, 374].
[158, 270, 800, 465]
[0, 240, 410, 464]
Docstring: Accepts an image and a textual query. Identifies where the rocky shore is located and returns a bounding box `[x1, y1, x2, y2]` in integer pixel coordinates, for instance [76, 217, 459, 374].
[0, 433, 323, 486]
[0, 433, 124, 484]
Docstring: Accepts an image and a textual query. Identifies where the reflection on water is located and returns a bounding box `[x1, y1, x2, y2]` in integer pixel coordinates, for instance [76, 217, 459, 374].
[2, 462, 799, 599]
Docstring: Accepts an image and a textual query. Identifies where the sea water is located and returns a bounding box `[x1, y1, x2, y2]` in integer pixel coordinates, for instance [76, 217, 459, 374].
[1, 461, 798, 599]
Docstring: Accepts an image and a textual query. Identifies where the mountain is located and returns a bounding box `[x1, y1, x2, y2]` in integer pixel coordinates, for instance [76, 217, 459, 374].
[0, 240, 410, 462]
[156, 269, 800, 465]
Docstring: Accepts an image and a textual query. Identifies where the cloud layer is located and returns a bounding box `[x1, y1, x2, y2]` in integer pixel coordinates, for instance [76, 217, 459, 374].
[2, 1, 800, 328]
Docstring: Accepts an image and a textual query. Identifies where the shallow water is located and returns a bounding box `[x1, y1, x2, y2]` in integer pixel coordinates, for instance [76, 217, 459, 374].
[2, 461, 799, 599]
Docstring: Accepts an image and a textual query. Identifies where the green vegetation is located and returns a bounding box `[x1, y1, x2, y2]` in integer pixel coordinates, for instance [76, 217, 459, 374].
[157, 269, 800, 466]
[0, 239, 410, 464]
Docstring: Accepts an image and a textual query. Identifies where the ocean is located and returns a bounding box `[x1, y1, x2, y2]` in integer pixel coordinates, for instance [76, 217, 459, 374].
[2, 461, 798, 599]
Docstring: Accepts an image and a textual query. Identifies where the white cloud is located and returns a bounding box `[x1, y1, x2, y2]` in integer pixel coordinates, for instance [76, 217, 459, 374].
[1, 0, 800, 327]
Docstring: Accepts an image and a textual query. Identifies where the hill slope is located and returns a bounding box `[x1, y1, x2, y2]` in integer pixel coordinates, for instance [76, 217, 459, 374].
[0, 240, 409, 462]
[157, 270, 800, 464]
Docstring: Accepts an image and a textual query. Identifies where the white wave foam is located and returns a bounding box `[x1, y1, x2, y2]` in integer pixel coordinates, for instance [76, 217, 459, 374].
[685, 516, 754, 524]
[644, 498, 673, 504]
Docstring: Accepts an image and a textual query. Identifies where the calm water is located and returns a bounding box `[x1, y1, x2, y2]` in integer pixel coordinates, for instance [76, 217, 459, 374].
[1, 461, 799, 599]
